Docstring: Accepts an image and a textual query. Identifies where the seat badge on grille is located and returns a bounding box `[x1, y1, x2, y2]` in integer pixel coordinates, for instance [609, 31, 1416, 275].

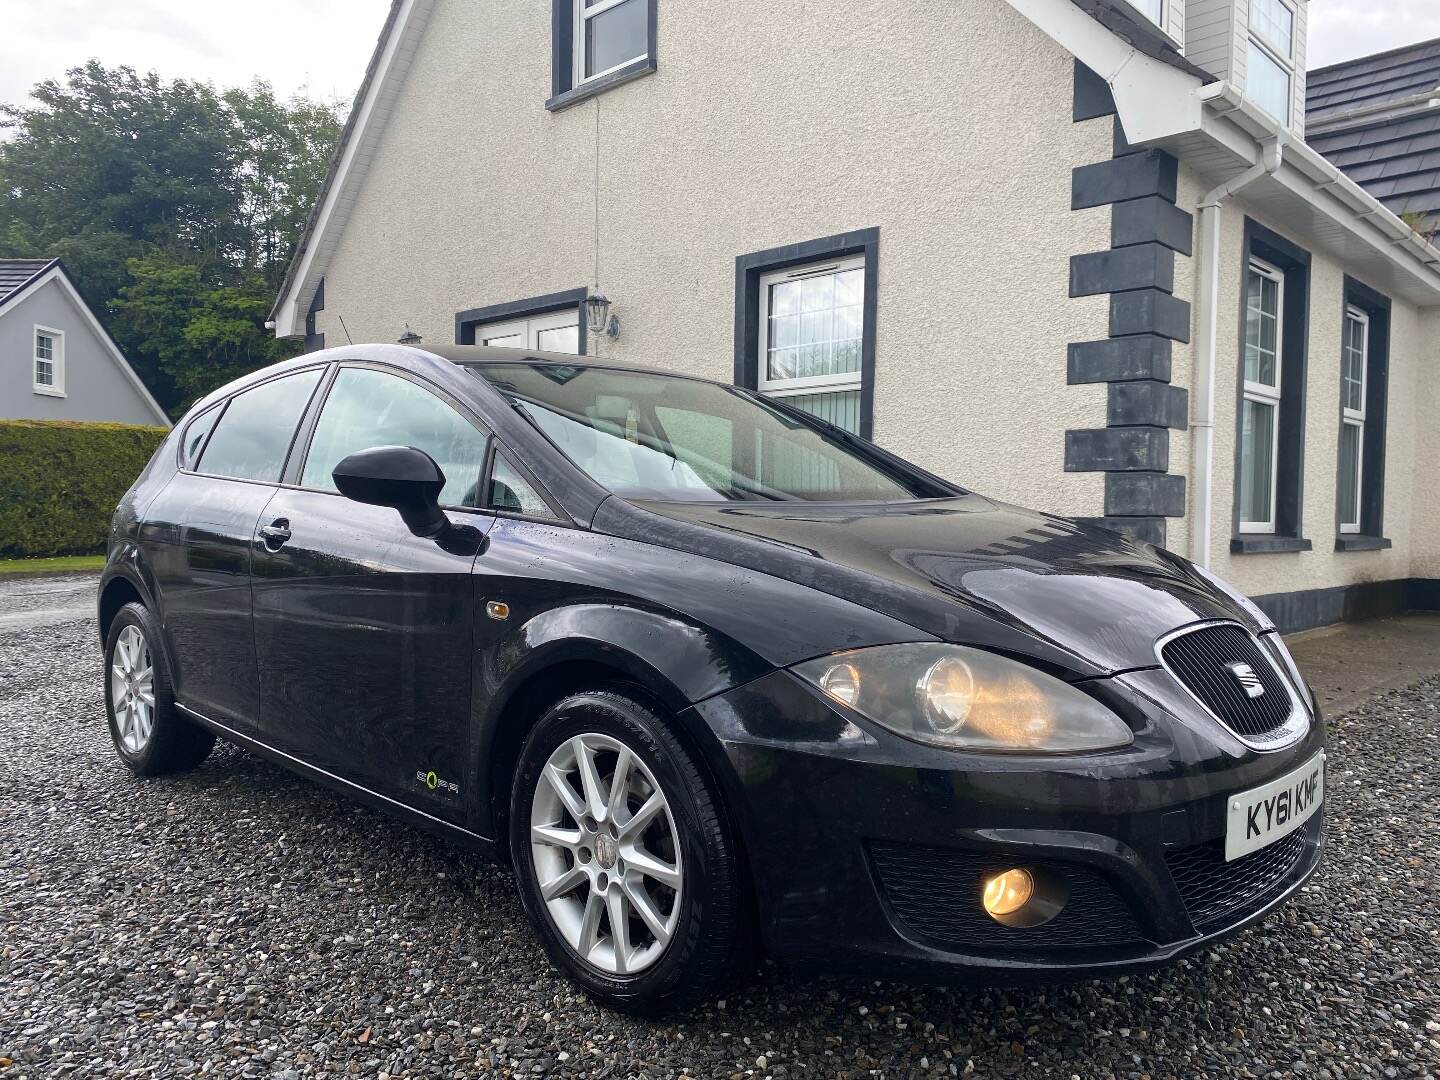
[1227, 662, 1265, 698]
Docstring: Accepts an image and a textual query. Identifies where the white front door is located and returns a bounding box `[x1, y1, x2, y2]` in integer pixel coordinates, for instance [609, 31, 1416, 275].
[478, 309, 581, 354]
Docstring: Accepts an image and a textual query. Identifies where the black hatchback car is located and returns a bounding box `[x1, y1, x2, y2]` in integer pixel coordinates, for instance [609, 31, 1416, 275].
[99, 343, 1324, 1012]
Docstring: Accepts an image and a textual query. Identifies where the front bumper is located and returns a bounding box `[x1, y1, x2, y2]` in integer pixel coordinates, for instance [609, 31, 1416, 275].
[686, 666, 1325, 983]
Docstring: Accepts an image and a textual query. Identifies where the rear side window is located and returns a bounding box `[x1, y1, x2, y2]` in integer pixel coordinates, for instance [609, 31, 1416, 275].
[300, 367, 490, 508]
[180, 405, 221, 469]
[197, 369, 323, 483]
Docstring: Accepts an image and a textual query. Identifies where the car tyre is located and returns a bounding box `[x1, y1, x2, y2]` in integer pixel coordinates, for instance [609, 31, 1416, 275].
[104, 601, 215, 776]
[510, 688, 749, 1014]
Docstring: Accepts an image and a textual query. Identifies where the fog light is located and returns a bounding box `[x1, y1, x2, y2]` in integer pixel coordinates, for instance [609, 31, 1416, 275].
[982, 868, 1034, 917]
[980, 865, 1068, 928]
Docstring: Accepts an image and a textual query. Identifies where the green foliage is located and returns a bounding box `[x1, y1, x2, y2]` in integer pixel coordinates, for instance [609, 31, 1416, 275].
[0, 420, 168, 558]
[111, 254, 294, 406]
[0, 62, 343, 414]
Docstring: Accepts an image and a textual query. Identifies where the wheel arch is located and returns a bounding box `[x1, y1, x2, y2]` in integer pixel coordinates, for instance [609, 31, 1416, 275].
[477, 634, 753, 866]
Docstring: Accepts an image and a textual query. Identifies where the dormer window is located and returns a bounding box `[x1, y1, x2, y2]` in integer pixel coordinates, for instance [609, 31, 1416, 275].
[1247, 0, 1295, 123]
[1130, 0, 1164, 27]
[547, 0, 657, 111]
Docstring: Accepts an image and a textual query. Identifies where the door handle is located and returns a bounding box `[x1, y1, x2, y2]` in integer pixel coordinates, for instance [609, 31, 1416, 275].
[258, 519, 292, 548]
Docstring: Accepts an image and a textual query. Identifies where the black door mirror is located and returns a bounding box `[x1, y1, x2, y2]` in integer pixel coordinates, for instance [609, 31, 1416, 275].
[333, 445, 449, 538]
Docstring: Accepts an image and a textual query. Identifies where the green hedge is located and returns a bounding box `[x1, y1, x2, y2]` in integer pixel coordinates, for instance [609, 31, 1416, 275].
[0, 420, 169, 558]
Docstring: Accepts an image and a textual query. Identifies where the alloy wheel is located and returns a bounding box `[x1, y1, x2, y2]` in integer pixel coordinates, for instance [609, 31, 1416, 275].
[528, 732, 683, 975]
[111, 624, 155, 754]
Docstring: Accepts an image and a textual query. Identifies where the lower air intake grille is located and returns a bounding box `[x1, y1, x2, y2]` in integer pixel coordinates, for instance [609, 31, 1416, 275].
[1165, 820, 1316, 932]
[869, 842, 1146, 955]
[1161, 623, 1294, 741]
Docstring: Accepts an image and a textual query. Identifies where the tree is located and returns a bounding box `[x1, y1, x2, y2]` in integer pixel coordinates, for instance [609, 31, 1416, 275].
[0, 62, 343, 413]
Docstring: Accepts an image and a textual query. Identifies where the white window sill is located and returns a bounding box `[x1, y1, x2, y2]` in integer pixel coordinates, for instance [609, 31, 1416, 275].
[32, 386, 66, 398]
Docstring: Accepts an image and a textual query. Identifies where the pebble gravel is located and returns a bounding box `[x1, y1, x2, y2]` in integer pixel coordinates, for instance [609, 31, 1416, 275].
[2, 574, 1438, 1078]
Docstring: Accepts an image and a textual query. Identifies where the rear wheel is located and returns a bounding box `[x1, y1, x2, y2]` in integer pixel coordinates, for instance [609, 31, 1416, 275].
[104, 602, 214, 775]
[509, 689, 748, 1013]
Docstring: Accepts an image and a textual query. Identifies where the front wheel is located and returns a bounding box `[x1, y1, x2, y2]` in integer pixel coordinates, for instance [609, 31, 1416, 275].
[509, 689, 749, 1013]
[104, 602, 215, 776]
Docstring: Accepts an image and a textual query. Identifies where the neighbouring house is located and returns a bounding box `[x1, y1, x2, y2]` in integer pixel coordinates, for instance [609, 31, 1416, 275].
[1, 259, 170, 427]
[269, 0, 1440, 633]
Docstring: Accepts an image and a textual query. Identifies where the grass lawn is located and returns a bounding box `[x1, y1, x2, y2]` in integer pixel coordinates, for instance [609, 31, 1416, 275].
[0, 554, 107, 576]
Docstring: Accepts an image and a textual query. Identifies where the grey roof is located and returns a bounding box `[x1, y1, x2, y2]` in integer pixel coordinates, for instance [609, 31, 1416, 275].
[1307, 38, 1440, 227]
[0, 258, 57, 308]
[1070, 0, 1218, 84]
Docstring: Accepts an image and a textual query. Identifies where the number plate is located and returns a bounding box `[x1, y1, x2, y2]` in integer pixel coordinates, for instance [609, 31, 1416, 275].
[1224, 751, 1324, 862]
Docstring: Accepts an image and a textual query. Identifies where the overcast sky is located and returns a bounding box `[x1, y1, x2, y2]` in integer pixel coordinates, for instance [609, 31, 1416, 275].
[0, 0, 1438, 114]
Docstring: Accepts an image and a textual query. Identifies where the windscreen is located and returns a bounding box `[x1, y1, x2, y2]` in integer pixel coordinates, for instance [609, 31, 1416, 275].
[470, 363, 946, 503]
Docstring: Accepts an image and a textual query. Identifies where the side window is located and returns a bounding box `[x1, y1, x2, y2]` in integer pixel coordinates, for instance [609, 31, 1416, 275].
[197, 369, 322, 483]
[180, 405, 221, 470]
[487, 455, 555, 518]
[301, 367, 490, 509]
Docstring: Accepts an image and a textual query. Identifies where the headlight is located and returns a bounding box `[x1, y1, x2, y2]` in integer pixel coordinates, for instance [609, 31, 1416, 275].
[792, 643, 1133, 753]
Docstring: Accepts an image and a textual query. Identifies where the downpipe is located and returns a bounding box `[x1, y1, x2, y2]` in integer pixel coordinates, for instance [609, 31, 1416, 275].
[1190, 136, 1284, 568]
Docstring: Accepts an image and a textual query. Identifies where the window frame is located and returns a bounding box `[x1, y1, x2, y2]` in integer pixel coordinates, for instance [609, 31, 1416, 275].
[476, 308, 581, 352]
[755, 254, 867, 410]
[1245, 0, 1295, 124]
[734, 228, 880, 441]
[548, 0, 657, 112]
[1124, 0, 1165, 30]
[33, 324, 65, 397]
[1337, 306, 1368, 535]
[574, 0, 647, 87]
[1231, 220, 1312, 554]
[1334, 278, 1392, 549]
[456, 288, 589, 354]
[1239, 257, 1284, 534]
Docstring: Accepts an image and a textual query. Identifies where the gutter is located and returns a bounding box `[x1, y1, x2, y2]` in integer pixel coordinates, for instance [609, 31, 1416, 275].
[1190, 135, 1284, 568]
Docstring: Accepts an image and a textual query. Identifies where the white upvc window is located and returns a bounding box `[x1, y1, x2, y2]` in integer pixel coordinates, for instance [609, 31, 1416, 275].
[1128, 0, 1164, 28]
[1239, 259, 1283, 533]
[1338, 306, 1368, 534]
[574, 0, 649, 87]
[477, 309, 581, 354]
[33, 325, 65, 397]
[757, 256, 865, 434]
[1246, 0, 1295, 123]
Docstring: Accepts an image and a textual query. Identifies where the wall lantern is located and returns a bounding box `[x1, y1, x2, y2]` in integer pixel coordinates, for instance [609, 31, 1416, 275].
[585, 291, 621, 340]
[398, 324, 422, 346]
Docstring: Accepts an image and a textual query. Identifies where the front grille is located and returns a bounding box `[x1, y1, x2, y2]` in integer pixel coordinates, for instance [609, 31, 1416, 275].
[869, 842, 1147, 955]
[1165, 818, 1317, 932]
[1161, 623, 1294, 741]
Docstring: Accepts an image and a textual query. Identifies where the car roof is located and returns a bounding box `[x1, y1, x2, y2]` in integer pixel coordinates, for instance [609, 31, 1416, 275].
[422, 343, 725, 386]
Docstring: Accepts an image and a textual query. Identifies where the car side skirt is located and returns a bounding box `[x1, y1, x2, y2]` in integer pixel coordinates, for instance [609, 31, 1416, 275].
[175, 703, 498, 857]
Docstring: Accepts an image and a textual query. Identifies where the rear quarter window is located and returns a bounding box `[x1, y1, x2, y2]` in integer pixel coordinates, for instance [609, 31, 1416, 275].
[179, 405, 222, 470]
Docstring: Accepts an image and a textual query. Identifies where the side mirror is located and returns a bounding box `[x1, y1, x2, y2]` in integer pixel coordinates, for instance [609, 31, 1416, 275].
[333, 445, 449, 538]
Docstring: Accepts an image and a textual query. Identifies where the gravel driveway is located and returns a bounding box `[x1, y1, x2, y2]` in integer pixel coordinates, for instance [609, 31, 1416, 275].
[2, 573, 1438, 1079]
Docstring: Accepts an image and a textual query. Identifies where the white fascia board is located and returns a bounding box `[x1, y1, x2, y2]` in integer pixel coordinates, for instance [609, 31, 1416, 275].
[1197, 82, 1440, 304]
[1007, 0, 1440, 306]
[272, 0, 434, 337]
[1, 267, 172, 426]
[1004, 0, 1205, 141]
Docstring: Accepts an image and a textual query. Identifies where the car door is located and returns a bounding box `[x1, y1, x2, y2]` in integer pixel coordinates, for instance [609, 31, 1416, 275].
[250, 363, 493, 824]
[141, 367, 324, 730]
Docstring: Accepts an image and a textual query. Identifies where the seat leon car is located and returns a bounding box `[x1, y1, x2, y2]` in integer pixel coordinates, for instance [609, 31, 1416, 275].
[98, 343, 1324, 1012]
